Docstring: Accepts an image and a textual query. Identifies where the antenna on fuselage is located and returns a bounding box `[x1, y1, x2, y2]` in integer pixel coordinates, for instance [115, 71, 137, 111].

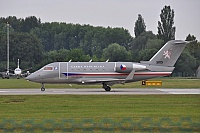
[69, 59, 72, 62]
[106, 59, 109, 62]
[89, 59, 92, 62]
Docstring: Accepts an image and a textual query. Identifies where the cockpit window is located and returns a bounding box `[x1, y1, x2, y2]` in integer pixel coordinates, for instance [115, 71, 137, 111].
[43, 66, 53, 71]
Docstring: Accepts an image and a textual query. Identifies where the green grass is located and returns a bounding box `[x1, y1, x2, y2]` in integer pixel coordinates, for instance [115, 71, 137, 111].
[0, 77, 200, 89]
[0, 95, 199, 121]
[0, 78, 199, 131]
[0, 94, 199, 132]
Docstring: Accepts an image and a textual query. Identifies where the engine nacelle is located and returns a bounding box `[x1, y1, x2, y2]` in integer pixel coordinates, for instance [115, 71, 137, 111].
[133, 64, 147, 70]
[115, 63, 146, 73]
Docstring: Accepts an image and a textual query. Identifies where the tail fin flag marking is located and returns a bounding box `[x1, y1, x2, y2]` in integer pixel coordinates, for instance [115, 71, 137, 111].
[163, 50, 171, 59]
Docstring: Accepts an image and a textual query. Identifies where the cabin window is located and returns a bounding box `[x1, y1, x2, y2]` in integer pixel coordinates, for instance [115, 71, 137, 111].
[156, 61, 163, 64]
[43, 66, 53, 71]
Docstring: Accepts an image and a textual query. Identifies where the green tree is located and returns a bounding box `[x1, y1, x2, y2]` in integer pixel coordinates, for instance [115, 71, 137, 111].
[130, 31, 157, 62]
[146, 39, 164, 50]
[174, 50, 196, 76]
[138, 48, 158, 61]
[0, 32, 7, 62]
[10, 32, 43, 65]
[134, 14, 146, 38]
[138, 39, 163, 61]
[102, 43, 129, 62]
[186, 34, 196, 42]
[158, 5, 175, 43]
[0, 31, 43, 70]
[185, 34, 200, 72]
[185, 34, 198, 55]
[0, 16, 22, 32]
[22, 16, 41, 32]
[69, 48, 91, 62]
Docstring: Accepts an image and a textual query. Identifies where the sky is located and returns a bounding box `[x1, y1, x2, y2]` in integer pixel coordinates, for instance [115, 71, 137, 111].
[0, 0, 200, 40]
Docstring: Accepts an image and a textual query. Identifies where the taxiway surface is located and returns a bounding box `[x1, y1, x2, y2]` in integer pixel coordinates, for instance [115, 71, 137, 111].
[0, 88, 200, 95]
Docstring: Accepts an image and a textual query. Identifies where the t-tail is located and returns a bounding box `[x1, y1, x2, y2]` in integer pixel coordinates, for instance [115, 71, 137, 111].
[17, 59, 20, 68]
[141, 40, 189, 67]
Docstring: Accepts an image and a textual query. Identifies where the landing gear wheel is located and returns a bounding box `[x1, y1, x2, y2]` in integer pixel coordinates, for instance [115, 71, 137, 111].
[102, 83, 111, 91]
[41, 83, 45, 91]
[41, 87, 45, 91]
[105, 86, 111, 92]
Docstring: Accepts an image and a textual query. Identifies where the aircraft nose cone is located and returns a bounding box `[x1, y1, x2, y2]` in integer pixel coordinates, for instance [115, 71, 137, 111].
[25, 74, 35, 81]
[25, 72, 43, 83]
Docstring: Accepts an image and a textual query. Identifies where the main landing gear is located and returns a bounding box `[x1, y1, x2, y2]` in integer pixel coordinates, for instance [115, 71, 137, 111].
[41, 83, 45, 91]
[102, 83, 111, 91]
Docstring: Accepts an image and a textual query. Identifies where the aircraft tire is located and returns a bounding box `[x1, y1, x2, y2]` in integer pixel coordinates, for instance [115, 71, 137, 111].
[102, 83, 111, 91]
[105, 86, 111, 91]
[41, 87, 45, 91]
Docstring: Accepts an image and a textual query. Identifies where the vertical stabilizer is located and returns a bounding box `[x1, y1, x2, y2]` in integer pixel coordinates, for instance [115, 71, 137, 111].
[141, 40, 189, 67]
[17, 59, 20, 68]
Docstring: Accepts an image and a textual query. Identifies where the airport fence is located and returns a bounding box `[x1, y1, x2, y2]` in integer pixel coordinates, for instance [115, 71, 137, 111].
[0, 117, 199, 132]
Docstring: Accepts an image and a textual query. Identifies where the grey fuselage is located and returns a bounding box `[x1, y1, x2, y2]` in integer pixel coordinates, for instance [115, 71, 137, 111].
[26, 40, 189, 88]
[26, 62, 174, 86]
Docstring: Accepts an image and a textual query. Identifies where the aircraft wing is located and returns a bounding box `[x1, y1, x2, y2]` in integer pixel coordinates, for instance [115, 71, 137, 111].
[21, 72, 31, 77]
[0, 72, 4, 74]
[22, 67, 32, 73]
[10, 73, 16, 76]
[0, 72, 5, 76]
[0, 71, 14, 78]
[75, 78, 126, 86]
[20, 67, 32, 77]
[0, 71, 13, 75]
[74, 70, 136, 86]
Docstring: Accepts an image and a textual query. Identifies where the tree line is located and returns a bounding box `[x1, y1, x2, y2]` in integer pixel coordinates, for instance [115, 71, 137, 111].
[0, 6, 199, 76]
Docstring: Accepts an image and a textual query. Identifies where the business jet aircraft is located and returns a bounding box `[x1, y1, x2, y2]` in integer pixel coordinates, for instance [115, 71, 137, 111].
[0, 59, 31, 79]
[26, 40, 189, 91]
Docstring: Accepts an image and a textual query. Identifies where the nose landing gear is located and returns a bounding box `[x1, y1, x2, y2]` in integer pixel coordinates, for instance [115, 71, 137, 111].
[41, 83, 45, 91]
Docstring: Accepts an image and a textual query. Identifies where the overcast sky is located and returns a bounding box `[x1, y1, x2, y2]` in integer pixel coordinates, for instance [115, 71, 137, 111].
[1, 0, 200, 40]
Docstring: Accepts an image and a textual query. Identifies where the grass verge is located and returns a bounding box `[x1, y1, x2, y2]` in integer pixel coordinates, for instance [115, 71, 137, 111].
[0, 95, 199, 132]
[0, 78, 200, 89]
[0, 95, 199, 120]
